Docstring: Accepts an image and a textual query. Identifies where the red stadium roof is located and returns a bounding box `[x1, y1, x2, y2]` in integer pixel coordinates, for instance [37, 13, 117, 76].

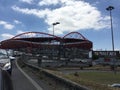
[0, 32, 92, 50]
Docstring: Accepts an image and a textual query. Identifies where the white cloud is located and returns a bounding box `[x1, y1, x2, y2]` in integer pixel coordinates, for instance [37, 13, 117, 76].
[38, 0, 77, 6]
[19, 0, 34, 4]
[12, 0, 110, 35]
[1, 33, 14, 40]
[0, 20, 14, 30]
[14, 20, 22, 24]
[39, 0, 60, 6]
[12, 6, 50, 18]
[15, 30, 36, 38]
[16, 30, 25, 34]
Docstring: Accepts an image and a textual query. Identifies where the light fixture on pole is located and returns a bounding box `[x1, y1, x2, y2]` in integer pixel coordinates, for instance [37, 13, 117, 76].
[106, 6, 115, 51]
[52, 22, 60, 36]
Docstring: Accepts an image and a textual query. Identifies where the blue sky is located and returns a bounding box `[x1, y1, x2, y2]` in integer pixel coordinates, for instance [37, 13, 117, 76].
[0, 0, 120, 50]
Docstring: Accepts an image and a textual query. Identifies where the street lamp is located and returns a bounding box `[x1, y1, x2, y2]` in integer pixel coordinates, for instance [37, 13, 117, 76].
[52, 22, 60, 36]
[106, 6, 115, 51]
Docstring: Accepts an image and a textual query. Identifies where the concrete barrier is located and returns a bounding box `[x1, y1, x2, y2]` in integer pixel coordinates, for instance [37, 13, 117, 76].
[22, 61, 90, 90]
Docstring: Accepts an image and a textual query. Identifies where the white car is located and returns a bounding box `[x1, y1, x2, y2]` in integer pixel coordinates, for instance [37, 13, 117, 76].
[9, 56, 15, 61]
[0, 50, 12, 75]
[108, 83, 120, 88]
[111, 83, 120, 88]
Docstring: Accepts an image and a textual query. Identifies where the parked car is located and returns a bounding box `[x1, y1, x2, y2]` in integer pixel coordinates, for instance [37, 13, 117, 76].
[92, 58, 104, 65]
[9, 56, 16, 61]
[0, 49, 12, 75]
[109, 83, 120, 88]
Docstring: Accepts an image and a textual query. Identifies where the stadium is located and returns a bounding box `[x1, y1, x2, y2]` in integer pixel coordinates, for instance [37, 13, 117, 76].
[0, 31, 93, 67]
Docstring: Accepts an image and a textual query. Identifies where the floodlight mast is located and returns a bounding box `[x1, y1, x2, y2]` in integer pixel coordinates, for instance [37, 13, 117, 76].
[106, 6, 115, 51]
[52, 22, 60, 36]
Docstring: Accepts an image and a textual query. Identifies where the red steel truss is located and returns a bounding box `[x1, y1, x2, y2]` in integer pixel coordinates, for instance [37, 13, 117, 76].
[0, 32, 92, 50]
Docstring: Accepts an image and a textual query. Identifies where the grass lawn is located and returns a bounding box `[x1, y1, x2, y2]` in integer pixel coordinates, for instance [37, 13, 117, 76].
[63, 71, 120, 90]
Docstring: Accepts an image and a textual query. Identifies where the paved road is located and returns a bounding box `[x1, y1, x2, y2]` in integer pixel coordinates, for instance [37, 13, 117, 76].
[11, 61, 40, 90]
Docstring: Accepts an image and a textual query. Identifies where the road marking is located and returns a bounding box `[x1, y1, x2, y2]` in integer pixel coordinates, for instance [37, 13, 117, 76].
[15, 60, 43, 90]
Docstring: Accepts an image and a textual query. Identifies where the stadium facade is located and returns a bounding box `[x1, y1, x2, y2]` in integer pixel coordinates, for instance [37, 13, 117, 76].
[0, 32, 93, 67]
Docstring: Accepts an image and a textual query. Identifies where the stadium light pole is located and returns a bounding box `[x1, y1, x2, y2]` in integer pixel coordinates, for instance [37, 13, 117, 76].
[52, 22, 60, 36]
[106, 6, 116, 74]
[106, 6, 115, 51]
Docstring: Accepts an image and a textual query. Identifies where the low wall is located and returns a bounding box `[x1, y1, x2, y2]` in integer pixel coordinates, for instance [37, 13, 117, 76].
[22, 61, 89, 90]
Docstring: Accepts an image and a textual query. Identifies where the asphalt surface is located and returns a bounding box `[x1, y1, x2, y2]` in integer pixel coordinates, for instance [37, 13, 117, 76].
[11, 60, 54, 90]
[11, 61, 38, 90]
